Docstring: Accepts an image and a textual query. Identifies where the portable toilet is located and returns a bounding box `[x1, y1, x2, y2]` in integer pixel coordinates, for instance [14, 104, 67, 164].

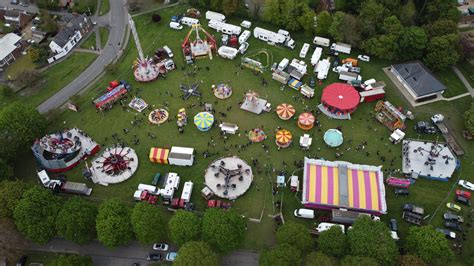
[277, 175, 286, 187]
[290, 176, 299, 192]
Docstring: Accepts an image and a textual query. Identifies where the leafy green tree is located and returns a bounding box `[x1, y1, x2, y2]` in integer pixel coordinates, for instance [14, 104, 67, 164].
[329, 11, 345, 42]
[423, 34, 459, 70]
[464, 103, 474, 135]
[341, 255, 379, 266]
[423, 19, 458, 38]
[56, 197, 97, 245]
[315, 11, 332, 37]
[398, 254, 427, 266]
[282, 1, 307, 31]
[49, 254, 94, 266]
[298, 7, 316, 34]
[398, 26, 427, 61]
[131, 202, 166, 245]
[334, 0, 364, 13]
[169, 209, 201, 246]
[0, 180, 29, 218]
[13, 187, 61, 244]
[0, 159, 13, 181]
[221, 0, 239, 16]
[210, 0, 222, 12]
[362, 34, 399, 60]
[276, 222, 313, 253]
[317, 225, 347, 257]
[358, 0, 387, 37]
[174, 241, 218, 266]
[262, 0, 287, 27]
[424, 0, 460, 23]
[383, 16, 403, 36]
[36, 0, 60, 9]
[346, 216, 398, 265]
[260, 243, 301, 266]
[405, 225, 454, 264]
[399, 0, 416, 26]
[342, 14, 362, 47]
[96, 199, 133, 248]
[202, 208, 245, 253]
[0, 103, 46, 162]
[305, 251, 337, 266]
[38, 11, 58, 34]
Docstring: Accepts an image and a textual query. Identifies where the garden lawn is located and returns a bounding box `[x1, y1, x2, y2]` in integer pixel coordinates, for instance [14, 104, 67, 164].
[99, 0, 110, 16]
[100, 27, 109, 48]
[457, 61, 474, 88]
[80, 31, 97, 49]
[13, 6, 474, 263]
[5, 54, 36, 80]
[434, 68, 468, 98]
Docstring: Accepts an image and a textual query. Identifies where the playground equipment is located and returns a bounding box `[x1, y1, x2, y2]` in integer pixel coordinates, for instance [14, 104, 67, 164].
[182, 24, 217, 63]
[241, 49, 273, 73]
[128, 14, 160, 82]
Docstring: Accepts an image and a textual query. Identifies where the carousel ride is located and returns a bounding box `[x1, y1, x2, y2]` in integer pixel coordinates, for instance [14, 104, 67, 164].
[129, 14, 160, 82]
[194, 112, 214, 131]
[276, 103, 296, 120]
[212, 83, 233, 99]
[148, 108, 169, 125]
[182, 24, 217, 61]
[324, 129, 344, 147]
[180, 83, 202, 100]
[275, 129, 292, 148]
[297, 112, 316, 131]
[90, 146, 138, 185]
[247, 128, 267, 143]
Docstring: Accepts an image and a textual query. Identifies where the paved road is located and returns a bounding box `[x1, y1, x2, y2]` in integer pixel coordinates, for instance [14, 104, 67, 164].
[28, 238, 259, 266]
[0, 0, 39, 13]
[36, 0, 128, 114]
[452, 65, 474, 98]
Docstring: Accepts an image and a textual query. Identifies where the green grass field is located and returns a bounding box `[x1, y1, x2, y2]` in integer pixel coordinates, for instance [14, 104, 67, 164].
[99, 27, 109, 48]
[457, 61, 474, 88]
[80, 31, 97, 49]
[99, 0, 110, 16]
[435, 68, 468, 98]
[5, 53, 36, 80]
[14, 5, 474, 263]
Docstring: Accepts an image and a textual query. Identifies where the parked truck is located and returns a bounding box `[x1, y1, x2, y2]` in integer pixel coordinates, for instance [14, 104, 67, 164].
[339, 71, 361, 82]
[59, 181, 93, 196]
[331, 209, 371, 225]
[253, 27, 295, 49]
[330, 42, 352, 54]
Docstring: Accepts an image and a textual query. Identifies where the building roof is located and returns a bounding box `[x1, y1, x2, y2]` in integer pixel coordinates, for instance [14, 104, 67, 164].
[0, 33, 21, 61]
[392, 61, 446, 96]
[52, 27, 76, 48]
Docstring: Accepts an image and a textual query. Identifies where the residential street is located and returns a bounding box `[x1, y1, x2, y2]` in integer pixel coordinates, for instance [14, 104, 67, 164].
[28, 238, 259, 266]
[36, 0, 128, 114]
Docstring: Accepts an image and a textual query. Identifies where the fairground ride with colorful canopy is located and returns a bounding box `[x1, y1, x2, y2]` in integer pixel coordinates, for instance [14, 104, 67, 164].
[182, 24, 217, 61]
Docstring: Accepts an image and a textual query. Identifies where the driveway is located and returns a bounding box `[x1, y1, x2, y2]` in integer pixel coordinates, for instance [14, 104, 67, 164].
[36, 0, 128, 114]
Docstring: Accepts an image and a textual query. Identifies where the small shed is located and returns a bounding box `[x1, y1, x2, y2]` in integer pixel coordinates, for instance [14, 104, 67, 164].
[149, 148, 169, 164]
[299, 134, 312, 149]
[201, 185, 214, 200]
[290, 175, 299, 192]
[389, 129, 406, 144]
[277, 175, 286, 187]
[219, 122, 239, 134]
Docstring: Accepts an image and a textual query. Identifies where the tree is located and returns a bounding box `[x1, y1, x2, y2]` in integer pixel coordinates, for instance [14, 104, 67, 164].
[0, 218, 29, 263]
[341, 255, 379, 266]
[399, 0, 416, 26]
[317, 225, 347, 257]
[96, 199, 133, 248]
[398, 254, 427, 266]
[329, 11, 345, 42]
[276, 222, 313, 253]
[36, 0, 60, 9]
[358, 0, 387, 37]
[305, 251, 337, 266]
[342, 14, 362, 47]
[221, 0, 240, 16]
[210, 0, 222, 12]
[262, 0, 287, 27]
[398, 26, 427, 61]
[0, 180, 29, 218]
[260, 244, 301, 266]
[13, 187, 61, 244]
[38, 11, 58, 34]
[282, 1, 307, 31]
[346, 216, 398, 265]
[128, 0, 142, 11]
[383, 16, 403, 36]
[202, 208, 245, 253]
[131, 202, 166, 245]
[151, 14, 161, 23]
[423, 19, 458, 38]
[0, 102, 46, 162]
[315, 11, 332, 37]
[29, 44, 49, 64]
[423, 34, 459, 70]
[49, 254, 94, 266]
[55, 197, 97, 245]
[169, 209, 201, 246]
[362, 34, 400, 60]
[0, 160, 13, 181]
[405, 225, 454, 264]
[424, 0, 460, 23]
[464, 103, 474, 135]
[298, 6, 316, 35]
[174, 241, 218, 266]
[12, 70, 43, 89]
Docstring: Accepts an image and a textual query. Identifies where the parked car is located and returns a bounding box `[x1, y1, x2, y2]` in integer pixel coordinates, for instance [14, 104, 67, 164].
[444, 221, 463, 231]
[332, 57, 340, 68]
[436, 228, 456, 239]
[414, 121, 436, 134]
[446, 203, 461, 212]
[152, 243, 169, 251]
[389, 218, 398, 232]
[166, 252, 177, 262]
[394, 188, 409, 196]
[147, 253, 162, 261]
[458, 180, 474, 191]
[456, 189, 471, 199]
[357, 54, 370, 62]
[309, 76, 316, 87]
[443, 212, 464, 223]
[294, 208, 315, 219]
[455, 195, 471, 206]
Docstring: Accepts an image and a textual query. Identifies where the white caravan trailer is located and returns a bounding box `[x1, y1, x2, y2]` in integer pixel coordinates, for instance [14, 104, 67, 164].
[339, 71, 361, 82]
[278, 58, 290, 71]
[330, 42, 352, 54]
[180, 181, 194, 203]
[239, 30, 251, 43]
[208, 20, 241, 35]
[160, 172, 180, 200]
[299, 43, 310, 58]
[253, 27, 286, 44]
[138, 184, 159, 194]
[310, 47, 323, 66]
[315, 58, 330, 80]
[168, 146, 194, 166]
[205, 10, 226, 22]
[313, 36, 330, 47]
[181, 17, 200, 27]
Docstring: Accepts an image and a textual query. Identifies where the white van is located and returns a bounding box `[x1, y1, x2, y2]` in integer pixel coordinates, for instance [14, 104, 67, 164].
[294, 208, 315, 219]
[169, 21, 183, 30]
[278, 58, 289, 71]
[299, 43, 310, 58]
[163, 45, 174, 58]
[316, 222, 345, 233]
[181, 17, 200, 27]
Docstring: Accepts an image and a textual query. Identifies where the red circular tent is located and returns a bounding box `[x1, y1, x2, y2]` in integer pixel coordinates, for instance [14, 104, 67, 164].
[321, 83, 360, 115]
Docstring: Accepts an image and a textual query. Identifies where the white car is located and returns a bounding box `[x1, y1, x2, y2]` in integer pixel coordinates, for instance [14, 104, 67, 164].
[458, 180, 474, 191]
[357, 55, 370, 62]
[152, 243, 169, 251]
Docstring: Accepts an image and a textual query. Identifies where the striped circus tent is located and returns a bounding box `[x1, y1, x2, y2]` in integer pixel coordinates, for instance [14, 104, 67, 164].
[194, 112, 214, 131]
[276, 103, 295, 120]
[275, 129, 292, 148]
[149, 148, 169, 164]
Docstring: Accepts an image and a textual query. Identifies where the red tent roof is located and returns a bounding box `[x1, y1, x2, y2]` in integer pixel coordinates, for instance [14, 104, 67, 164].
[321, 83, 360, 111]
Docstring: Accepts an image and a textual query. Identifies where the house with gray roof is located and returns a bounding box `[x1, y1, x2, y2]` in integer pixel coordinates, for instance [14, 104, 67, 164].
[390, 61, 447, 102]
